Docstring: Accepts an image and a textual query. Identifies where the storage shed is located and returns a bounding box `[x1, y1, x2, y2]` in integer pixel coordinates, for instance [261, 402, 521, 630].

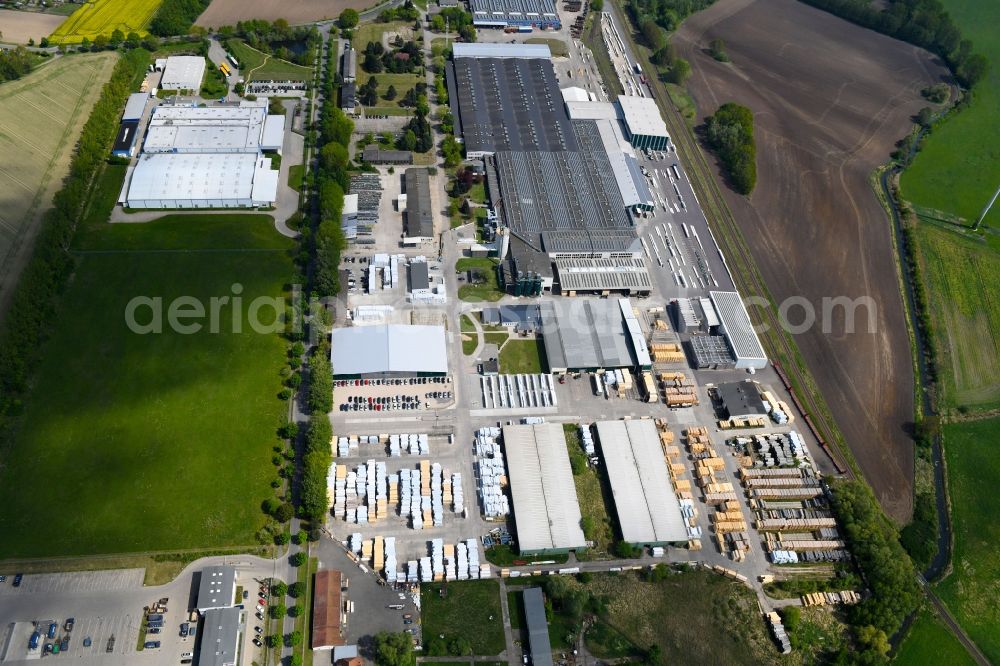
[502, 423, 587, 555]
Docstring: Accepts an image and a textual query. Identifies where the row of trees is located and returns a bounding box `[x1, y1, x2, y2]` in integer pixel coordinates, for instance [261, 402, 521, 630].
[0, 49, 152, 425]
[800, 0, 987, 88]
[705, 102, 756, 195]
[630, 0, 716, 35]
[149, 0, 212, 36]
[0, 46, 35, 83]
[828, 480, 922, 644]
[378, 0, 421, 24]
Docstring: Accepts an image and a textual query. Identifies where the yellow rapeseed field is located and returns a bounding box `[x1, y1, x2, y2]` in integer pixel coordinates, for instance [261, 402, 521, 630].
[49, 0, 162, 44]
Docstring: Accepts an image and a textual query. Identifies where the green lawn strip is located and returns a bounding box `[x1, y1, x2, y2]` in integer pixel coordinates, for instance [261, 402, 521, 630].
[456, 257, 503, 302]
[421, 580, 505, 656]
[0, 216, 294, 558]
[498, 338, 546, 374]
[915, 224, 1000, 412]
[77, 213, 291, 252]
[894, 608, 976, 666]
[934, 417, 1000, 663]
[288, 164, 305, 192]
[563, 425, 614, 559]
[583, 14, 623, 97]
[900, 0, 1000, 224]
[298, 556, 317, 666]
[482, 332, 507, 348]
[462, 335, 477, 356]
[459, 314, 476, 333]
[226, 38, 265, 70]
[468, 181, 486, 204]
[525, 38, 568, 58]
[507, 590, 523, 630]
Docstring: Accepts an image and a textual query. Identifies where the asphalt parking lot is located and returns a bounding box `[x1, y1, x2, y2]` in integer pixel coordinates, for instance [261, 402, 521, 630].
[0, 571, 145, 597]
[334, 376, 455, 413]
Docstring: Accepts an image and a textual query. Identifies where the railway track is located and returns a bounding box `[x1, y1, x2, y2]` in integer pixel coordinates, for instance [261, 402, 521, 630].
[605, 2, 852, 476]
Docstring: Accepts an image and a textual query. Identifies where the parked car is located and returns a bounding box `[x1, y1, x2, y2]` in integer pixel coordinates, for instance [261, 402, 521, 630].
[147, 628, 161, 635]
[29, 632, 40, 650]
[254, 626, 263, 635]
[242, 590, 249, 599]
[255, 611, 264, 621]
[64, 618, 75, 632]
[47, 623, 57, 639]
[0, 575, 6, 582]
[12, 574, 23, 587]
[59, 637, 69, 652]
[179, 623, 189, 637]
[143, 641, 161, 649]
[252, 638, 263, 648]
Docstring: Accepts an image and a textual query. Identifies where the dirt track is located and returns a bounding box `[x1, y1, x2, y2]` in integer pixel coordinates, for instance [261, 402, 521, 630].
[195, 0, 371, 27]
[675, 0, 948, 521]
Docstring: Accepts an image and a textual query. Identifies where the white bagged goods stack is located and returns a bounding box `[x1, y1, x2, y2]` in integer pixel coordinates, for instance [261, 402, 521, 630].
[357, 505, 368, 525]
[399, 468, 411, 517]
[347, 507, 357, 524]
[475, 427, 510, 518]
[452, 473, 464, 513]
[349, 533, 363, 554]
[770, 550, 799, 564]
[366, 459, 376, 507]
[580, 425, 595, 456]
[420, 556, 432, 582]
[407, 560, 419, 583]
[355, 464, 366, 498]
[431, 463, 443, 526]
[419, 433, 430, 455]
[445, 552, 457, 580]
[789, 431, 805, 460]
[410, 468, 421, 528]
[466, 538, 480, 580]
[338, 436, 350, 457]
[408, 434, 419, 455]
[384, 536, 397, 583]
[457, 542, 469, 580]
[431, 538, 444, 580]
[479, 563, 492, 578]
[389, 434, 401, 457]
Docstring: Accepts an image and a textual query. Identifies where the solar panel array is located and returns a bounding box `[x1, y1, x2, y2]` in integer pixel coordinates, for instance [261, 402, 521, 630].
[452, 57, 577, 155]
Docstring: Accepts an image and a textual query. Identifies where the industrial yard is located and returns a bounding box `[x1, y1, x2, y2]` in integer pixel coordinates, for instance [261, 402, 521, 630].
[321, 8, 860, 662]
[0, 0, 948, 661]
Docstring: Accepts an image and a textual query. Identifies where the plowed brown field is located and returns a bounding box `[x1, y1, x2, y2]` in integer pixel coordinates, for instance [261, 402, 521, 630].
[675, 0, 948, 520]
[195, 0, 371, 27]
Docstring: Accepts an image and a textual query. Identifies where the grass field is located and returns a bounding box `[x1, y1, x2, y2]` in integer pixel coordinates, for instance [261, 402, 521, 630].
[0, 198, 296, 557]
[932, 417, 1000, 663]
[570, 570, 786, 664]
[916, 224, 1000, 411]
[894, 608, 976, 665]
[226, 39, 313, 82]
[49, 0, 161, 44]
[526, 38, 568, 58]
[421, 580, 506, 656]
[900, 0, 1000, 225]
[288, 164, 305, 192]
[353, 21, 423, 117]
[0, 52, 117, 306]
[499, 338, 546, 374]
[455, 258, 503, 302]
[563, 425, 615, 558]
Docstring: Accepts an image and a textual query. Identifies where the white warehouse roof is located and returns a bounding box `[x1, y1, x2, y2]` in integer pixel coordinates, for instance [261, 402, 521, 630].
[126, 153, 278, 208]
[122, 92, 149, 121]
[617, 95, 669, 139]
[560, 86, 590, 102]
[261, 114, 285, 150]
[503, 423, 587, 553]
[143, 103, 276, 153]
[709, 291, 768, 369]
[330, 325, 448, 376]
[160, 56, 206, 91]
[452, 42, 551, 59]
[594, 420, 688, 545]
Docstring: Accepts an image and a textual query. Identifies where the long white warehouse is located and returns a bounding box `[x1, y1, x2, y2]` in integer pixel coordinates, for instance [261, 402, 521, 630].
[709, 291, 768, 370]
[594, 419, 688, 546]
[126, 153, 279, 208]
[503, 423, 587, 555]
